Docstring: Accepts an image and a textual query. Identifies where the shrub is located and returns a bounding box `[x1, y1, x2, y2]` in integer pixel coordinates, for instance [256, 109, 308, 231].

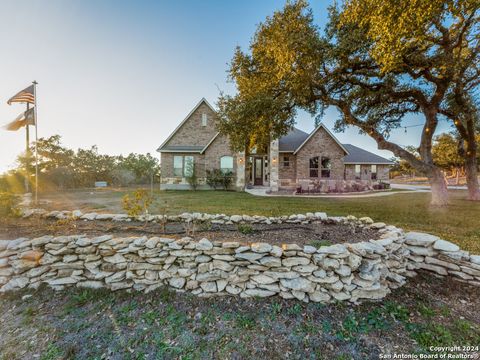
[206, 169, 223, 190]
[0, 192, 20, 217]
[221, 170, 234, 190]
[185, 162, 199, 190]
[122, 189, 153, 217]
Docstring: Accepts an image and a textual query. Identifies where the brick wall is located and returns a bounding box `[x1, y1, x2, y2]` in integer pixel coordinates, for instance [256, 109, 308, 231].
[295, 127, 345, 180]
[164, 102, 218, 147]
[344, 164, 390, 181]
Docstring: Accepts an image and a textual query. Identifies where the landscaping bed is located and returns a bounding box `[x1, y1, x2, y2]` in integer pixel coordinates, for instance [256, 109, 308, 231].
[0, 217, 379, 247]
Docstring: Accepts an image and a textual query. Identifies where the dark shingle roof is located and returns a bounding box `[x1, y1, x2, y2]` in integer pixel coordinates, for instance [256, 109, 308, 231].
[278, 127, 392, 165]
[342, 144, 393, 164]
[279, 127, 309, 152]
[159, 145, 204, 152]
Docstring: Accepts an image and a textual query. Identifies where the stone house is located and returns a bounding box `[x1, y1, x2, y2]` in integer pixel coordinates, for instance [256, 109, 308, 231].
[157, 98, 393, 191]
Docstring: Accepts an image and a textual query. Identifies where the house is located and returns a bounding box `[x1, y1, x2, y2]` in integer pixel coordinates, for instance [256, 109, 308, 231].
[157, 98, 393, 191]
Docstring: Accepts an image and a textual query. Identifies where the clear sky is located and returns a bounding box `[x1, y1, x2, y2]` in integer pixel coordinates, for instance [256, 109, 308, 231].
[0, 0, 453, 172]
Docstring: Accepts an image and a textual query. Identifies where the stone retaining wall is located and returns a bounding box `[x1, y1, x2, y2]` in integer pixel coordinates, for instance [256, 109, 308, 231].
[2, 213, 479, 302]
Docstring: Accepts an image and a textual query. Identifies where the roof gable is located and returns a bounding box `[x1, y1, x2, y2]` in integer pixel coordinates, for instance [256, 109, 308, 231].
[293, 124, 349, 155]
[157, 98, 217, 152]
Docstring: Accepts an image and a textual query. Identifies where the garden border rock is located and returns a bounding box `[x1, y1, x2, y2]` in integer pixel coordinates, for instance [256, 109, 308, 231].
[1, 211, 479, 303]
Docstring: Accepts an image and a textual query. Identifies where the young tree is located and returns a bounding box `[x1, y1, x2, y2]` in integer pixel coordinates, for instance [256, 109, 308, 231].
[218, 0, 479, 205]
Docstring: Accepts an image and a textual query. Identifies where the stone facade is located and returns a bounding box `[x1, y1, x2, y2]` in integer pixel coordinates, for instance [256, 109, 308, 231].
[344, 164, 390, 181]
[279, 154, 297, 187]
[295, 127, 346, 181]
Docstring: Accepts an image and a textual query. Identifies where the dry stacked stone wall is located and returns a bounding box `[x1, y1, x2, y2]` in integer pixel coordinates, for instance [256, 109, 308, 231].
[1, 211, 479, 303]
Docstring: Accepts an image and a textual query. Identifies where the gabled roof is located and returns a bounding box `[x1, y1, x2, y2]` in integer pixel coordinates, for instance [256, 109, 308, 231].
[200, 132, 220, 154]
[292, 124, 349, 155]
[342, 144, 394, 165]
[157, 98, 216, 152]
[279, 127, 309, 152]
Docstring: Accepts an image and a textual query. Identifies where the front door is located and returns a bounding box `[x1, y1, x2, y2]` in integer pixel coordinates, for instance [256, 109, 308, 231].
[254, 157, 263, 185]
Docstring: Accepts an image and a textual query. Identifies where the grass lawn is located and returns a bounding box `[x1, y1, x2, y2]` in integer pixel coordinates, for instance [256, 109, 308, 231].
[1, 273, 479, 359]
[40, 189, 480, 253]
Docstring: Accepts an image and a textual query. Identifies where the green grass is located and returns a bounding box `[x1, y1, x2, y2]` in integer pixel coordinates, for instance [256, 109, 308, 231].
[152, 190, 480, 252]
[40, 188, 480, 252]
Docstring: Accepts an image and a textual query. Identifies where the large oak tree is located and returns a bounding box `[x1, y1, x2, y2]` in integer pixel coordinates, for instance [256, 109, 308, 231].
[217, 0, 480, 205]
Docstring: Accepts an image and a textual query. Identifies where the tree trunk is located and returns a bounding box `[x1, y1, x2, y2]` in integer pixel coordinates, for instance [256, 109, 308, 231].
[428, 169, 449, 206]
[465, 153, 480, 200]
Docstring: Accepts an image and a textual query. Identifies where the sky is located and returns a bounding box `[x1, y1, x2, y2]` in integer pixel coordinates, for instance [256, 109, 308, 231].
[0, 0, 453, 172]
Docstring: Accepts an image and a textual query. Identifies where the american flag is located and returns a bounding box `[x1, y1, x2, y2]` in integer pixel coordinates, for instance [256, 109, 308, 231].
[7, 84, 35, 105]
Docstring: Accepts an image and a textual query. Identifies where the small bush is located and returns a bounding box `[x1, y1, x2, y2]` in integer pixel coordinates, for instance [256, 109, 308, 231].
[206, 169, 234, 190]
[185, 162, 199, 190]
[206, 169, 223, 190]
[122, 189, 153, 217]
[221, 171, 234, 190]
[0, 192, 20, 217]
[237, 223, 254, 235]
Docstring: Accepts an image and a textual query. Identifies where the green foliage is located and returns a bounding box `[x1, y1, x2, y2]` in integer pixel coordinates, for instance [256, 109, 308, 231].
[218, 0, 479, 204]
[221, 171, 234, 190]
[12, 135, 161, 190]
[40, 343, 63, 360]
[185, 162, 199, 190]
[237, 223, 254, 235]
[0, 192, 20, 217]
[432, 133, 467, 172]
[235, 314, 256, 329]
[122, 189, 153, 217]
[206, 169, 234, 190]
[206, 169, 223, 189]
[309, 240, 331, 249]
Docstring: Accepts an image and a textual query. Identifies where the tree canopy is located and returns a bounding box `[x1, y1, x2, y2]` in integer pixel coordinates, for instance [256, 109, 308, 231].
[217, 0, 480, 205]
[4, 135, 160, 191]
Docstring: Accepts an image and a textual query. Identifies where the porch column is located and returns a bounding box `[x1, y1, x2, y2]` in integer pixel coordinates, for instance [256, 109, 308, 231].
[236, 151, 246, 190]
[270, 139, 279, 191]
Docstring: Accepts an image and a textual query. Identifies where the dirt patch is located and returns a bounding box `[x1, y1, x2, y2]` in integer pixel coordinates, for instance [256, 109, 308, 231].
[0, 217, 379, 246]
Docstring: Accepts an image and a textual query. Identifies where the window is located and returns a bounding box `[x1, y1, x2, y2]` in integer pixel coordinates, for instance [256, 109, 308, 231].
[371, 164, 377, 180]
[220, 156, 234, 174]
[355, 164, 361, 180]
[184, 156, 194, 177]
[173, 156, 183, 177]
[283, 155, 290, 167]
[309, 156, 319, 177]
[321, 157, 331, 178]
[201, 113, 207, 127]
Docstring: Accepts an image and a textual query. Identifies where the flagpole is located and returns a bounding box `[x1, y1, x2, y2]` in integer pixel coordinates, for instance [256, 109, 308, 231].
[25, 103, 30, 193]
[32, 80, 39, 205]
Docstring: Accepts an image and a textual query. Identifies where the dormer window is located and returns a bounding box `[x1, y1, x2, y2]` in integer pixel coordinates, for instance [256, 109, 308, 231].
[202, 113, 207, 126]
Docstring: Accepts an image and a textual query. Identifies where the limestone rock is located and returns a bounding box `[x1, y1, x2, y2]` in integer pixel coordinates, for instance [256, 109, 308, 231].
[244, 288, 276, 297]
[196, 238, 213, 251]
[280, 278, 315, 293]
[235, 252, 264, 262]
[251, 243, 272, 253]
[282, 257, 310, 267]
[433, 239, 460, 252]
[169, 277, 186, 289]
[404, 232, 439, 246]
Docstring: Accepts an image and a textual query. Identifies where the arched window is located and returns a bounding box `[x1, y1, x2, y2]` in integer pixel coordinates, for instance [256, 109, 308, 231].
[309, 156, 319, 177]
[220, 156, 234, 174]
